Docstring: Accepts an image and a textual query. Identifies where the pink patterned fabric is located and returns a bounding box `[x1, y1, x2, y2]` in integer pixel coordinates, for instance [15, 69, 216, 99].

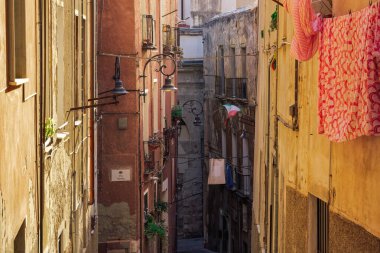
[319, 2, 380, 142]
[283, 0, 321, 61]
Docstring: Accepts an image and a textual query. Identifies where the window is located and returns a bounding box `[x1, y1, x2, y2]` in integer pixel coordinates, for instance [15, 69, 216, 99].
[232, 133, 237, 187]
[230, 47, 236, 78]
[56, 4, 65, 122]
[154, 181, 157, 205]
[81, 17, 86, 114]
[6, 0, 28, 85]
[317, 198, 328, 253]
[241, 47, 247, 78]
[14, 219, 26, 253]
[309, 195, 329, 253]
[216, 46, 225, 95]
[222, 129, 226, 158]
[144, 190, 149, 213]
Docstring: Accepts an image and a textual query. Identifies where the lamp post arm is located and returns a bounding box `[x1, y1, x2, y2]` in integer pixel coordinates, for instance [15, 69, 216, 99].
[182, 99, 203, 116]
[141, 53, 177, 102]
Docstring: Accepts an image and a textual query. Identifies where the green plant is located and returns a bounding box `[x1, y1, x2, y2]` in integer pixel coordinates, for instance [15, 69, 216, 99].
[154, 201, 168, 213]
[144, 213, 166, 239]
[270, 9, 278, 31]
[171, 105, 182, 119]
[45, 118, 56, 139]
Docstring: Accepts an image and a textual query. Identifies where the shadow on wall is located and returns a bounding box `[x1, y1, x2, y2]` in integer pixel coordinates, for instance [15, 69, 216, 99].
[98, 202, 137, 242]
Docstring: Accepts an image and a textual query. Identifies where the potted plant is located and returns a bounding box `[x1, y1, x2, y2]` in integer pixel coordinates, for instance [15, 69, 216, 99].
[171, 105, 182, 121]
[154, 201, 168, 214]
[144, 212, 166, 239]
[147, 133, 162, 150]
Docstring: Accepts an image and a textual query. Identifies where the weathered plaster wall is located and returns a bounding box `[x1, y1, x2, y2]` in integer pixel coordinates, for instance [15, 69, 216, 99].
[177, 65, 205, 239]
[255, 0, 380, 252]
[191, 0, 221, 27]
[97, 0, 178, 252]
[41, 0, 96, 251]
[97, 0, 139, 249]
[0, 0, 38, 251]
[203, 6, 258, 252]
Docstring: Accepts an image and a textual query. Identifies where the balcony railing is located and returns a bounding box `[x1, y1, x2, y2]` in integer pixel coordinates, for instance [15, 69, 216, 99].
[225, 78, 247, 99]
[215, 77, 248, 99]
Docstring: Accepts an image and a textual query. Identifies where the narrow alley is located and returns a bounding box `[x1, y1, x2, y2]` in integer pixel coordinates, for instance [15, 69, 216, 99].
[1, 0, 380, 252]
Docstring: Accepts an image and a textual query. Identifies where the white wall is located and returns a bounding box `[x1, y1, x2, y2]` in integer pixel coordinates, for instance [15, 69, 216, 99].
[221, 0, 236, 12]
[180, 35, 204, 59]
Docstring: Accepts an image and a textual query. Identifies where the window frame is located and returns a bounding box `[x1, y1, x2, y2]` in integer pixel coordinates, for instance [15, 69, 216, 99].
[6, 0, 29, 86]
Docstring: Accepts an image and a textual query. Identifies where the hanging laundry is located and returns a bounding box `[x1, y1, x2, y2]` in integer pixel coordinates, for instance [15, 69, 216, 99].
[225, 163, 234, 190]
[283, 0, 321, 61]
[208, 159, 226, 185]
[319, 2, 380, 142]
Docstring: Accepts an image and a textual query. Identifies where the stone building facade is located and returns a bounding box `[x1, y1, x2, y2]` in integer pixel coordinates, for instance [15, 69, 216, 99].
[203, 6, 258, 253]
[0, 0, 39, 251]
[254, 0, 380, 252]
[176, 61, 205, 239]
[1, 0, 97, 252]
[96, 0, 179, 252]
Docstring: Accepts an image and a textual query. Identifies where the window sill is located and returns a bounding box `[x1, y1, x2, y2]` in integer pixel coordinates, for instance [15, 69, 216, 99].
[9, 78, 29, 86]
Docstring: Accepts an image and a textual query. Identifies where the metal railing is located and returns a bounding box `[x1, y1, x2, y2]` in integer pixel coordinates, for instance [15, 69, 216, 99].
[215, 77, 248, 99]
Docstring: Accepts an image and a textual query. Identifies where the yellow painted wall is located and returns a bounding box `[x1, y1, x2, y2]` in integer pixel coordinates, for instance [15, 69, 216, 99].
[254, 0, 380, 251]
[0, 0, 39, 251]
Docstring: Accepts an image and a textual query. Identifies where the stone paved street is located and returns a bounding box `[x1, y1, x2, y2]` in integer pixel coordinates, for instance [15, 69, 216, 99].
[177, 238, 217, 253]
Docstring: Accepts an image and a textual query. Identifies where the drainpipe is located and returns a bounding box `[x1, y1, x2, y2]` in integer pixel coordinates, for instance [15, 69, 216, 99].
[138, 93, 143, 253]
[88, 0, 96, 206]
[38, 0, 45, 251]
[264, 52, 271, 253]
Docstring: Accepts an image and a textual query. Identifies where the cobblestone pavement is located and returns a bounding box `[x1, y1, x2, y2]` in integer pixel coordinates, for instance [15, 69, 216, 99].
[177, 238, 217, 253]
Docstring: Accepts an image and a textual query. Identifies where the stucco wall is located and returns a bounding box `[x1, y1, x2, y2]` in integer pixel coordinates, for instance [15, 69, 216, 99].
[255, 0, 380, 252]
[0, 0, 38, 251]
[203, 6, 258, 252]
[177, 65, 205, 239]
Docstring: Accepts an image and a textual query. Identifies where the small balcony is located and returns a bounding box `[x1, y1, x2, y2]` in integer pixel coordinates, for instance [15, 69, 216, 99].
[225, 78, 247, 99]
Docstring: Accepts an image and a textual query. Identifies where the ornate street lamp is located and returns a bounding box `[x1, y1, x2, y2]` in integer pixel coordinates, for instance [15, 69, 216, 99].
[182, 100, 203, 126]
[140, 53, 177, 102]
[69, 56, 127, 112]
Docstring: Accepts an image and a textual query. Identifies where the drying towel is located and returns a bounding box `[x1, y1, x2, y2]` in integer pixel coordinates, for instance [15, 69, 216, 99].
[283, 0, 321, 61]
[208, 159, 226, 185]
[319, 2, 380, 142]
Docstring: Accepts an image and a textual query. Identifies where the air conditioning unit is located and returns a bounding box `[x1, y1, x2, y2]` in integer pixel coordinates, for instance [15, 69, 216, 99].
[312, 0, 332, 17]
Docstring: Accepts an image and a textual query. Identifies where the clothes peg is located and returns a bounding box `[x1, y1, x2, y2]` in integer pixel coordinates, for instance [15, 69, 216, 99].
[349, 9, 352, 15]
[369, 0, 373, 6]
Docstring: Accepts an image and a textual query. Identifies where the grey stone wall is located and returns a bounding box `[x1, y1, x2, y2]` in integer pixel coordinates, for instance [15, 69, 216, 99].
[202, 7, 258, 252]
[176, 64, 205, 239]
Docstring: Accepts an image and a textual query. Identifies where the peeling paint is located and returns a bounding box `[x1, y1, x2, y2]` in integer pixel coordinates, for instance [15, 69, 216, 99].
[98, 202, 137, 243]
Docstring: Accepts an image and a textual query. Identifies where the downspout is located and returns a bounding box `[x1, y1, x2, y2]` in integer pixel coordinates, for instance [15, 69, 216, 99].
[38, 0, 45, 251]
[273, 7, 280, 251]
[139, 92, 143, 253]
[264, 45, 271, 252]
[88, 0, 96, 206]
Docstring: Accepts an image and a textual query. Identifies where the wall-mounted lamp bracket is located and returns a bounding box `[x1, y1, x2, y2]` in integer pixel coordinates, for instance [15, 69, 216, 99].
[140, 53, 177, 102]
